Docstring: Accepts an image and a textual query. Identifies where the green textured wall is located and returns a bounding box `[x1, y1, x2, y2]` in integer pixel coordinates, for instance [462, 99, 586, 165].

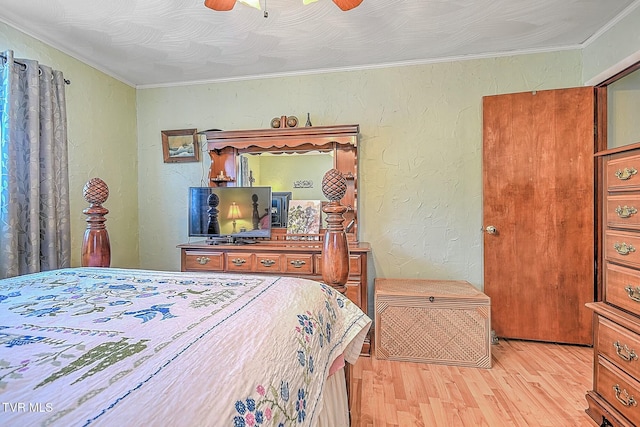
[137, 51, 583, 288]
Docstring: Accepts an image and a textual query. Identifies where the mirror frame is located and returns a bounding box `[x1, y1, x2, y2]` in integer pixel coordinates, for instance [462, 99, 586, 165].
[203, 124, 360, 241]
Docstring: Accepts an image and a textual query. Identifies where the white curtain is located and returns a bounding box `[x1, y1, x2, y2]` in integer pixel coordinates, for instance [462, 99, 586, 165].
[0, 49, 71, 279]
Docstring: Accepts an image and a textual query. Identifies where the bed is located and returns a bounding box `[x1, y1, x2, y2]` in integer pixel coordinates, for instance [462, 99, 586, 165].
[0, 177, 370, 426]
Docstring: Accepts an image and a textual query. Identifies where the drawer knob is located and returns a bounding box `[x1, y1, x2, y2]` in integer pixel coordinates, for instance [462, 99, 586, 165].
[290, 260, 306, 268]
[231, 258, 247, 266]
[196, 256, 210, 265]
[615, 205, 638, 219]
[613, 384, 638, 407]
[614, 341, 638, 362]
[614, 242, 636, 256]
[260, 259, 276, 267]
[625, 285, 640, 302]
[615, 167, 638, 181]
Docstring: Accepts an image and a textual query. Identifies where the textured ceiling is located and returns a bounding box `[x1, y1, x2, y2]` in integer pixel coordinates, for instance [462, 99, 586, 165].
[0, 0, 637, 88]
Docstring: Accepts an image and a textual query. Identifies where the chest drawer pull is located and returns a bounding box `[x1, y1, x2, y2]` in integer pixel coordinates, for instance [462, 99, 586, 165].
[260, 259, 276, 267]
[625, 285, 640, 302]
[613, 384, 638, 407]
[615, 167, 638, 181]
[196, 256, 210, 265]
[614, 341, 638, 362]
[616, 205, 638, 218]
[231, 258, 247, 266]
[290, 260, 306, 268]
[614, 242, 636, 255]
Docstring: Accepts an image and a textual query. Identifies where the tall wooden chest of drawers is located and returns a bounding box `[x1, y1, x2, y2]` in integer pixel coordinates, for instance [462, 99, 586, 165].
[587, 143, 640, 426]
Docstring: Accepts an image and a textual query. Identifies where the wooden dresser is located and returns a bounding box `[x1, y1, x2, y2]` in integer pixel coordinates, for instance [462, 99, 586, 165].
[587, 142, 640, 426]
[178, 124, 372, 354]
[178, 240, 371, 354]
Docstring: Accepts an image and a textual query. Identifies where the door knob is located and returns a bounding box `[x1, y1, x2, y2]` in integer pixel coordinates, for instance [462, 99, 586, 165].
[485, 225, 497, 234]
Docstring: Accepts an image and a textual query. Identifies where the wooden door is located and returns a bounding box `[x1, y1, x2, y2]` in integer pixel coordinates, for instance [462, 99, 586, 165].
[483, 87, 595, 345]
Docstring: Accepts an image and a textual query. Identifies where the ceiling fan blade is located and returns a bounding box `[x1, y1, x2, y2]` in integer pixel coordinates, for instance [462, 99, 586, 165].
[332, 0, 363, 11]
[204, 0, 237, 11]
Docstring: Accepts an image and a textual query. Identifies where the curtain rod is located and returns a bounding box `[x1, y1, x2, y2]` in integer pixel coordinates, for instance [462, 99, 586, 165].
[0, 54, 71, 85]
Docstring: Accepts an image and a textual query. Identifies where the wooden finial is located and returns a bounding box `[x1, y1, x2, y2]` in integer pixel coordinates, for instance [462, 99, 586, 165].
[81, 178, 111, 267]
[321, 169, 350, 292]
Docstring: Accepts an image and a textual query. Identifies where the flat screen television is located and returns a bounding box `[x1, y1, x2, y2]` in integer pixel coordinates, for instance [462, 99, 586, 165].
[188, 186, 272, 243]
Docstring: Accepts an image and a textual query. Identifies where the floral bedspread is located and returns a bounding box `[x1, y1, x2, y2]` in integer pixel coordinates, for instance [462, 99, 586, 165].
[0, 268, 371, 426]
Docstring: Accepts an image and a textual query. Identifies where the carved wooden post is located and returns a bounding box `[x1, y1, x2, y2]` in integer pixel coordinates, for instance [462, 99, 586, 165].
[321, 169, 350, 293]
[207, 192, 221, 235]
[81, 178, 111, 267]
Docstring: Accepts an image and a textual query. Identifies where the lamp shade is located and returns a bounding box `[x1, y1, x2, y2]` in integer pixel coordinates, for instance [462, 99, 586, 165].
[227, 202, 242, 220]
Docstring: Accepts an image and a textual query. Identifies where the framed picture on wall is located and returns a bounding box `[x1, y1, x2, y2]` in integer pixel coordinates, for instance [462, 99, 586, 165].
[161, 128, 200, 163]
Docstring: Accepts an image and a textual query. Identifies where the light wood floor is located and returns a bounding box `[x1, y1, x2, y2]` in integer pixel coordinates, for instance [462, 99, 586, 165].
[349, 339, 595, 427]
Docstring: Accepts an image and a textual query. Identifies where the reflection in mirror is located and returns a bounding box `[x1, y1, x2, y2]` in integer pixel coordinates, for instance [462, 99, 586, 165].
[271, 192, 292, 227]
[608, 68, 640, 149]
[238, 151, 334, 199]
[239, 151, 334, 229]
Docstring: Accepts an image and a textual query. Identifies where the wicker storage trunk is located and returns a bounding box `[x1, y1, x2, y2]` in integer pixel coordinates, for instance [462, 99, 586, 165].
[375, 278, 492, 368]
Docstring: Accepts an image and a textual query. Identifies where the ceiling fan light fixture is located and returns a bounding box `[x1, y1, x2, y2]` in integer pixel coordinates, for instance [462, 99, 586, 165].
[238, 0, 262, 10]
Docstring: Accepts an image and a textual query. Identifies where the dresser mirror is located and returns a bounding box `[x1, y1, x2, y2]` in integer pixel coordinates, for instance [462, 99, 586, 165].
[606, 66, 640, 149]
[239, 151, 334, 229]
[238, 151, 333, 195]
[203, 124, 360, 240]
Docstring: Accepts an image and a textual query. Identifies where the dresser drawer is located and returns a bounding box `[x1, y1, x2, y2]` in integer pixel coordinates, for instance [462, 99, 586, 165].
[605, 262, 640, 315]
[607, 195, 640, 230]
[255, 254, 283, 273]
[605, 230, 640, 269]
[598, 316, 640, 378]
[345, 280, 362, 309]
[183, 251, 224, 271]
[284, 254, 314, 274]
[607, 154, 640, 192]
[596, 355, 640, 426]
[225, 253, 254, 272]
[315, 254, 362, 276]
